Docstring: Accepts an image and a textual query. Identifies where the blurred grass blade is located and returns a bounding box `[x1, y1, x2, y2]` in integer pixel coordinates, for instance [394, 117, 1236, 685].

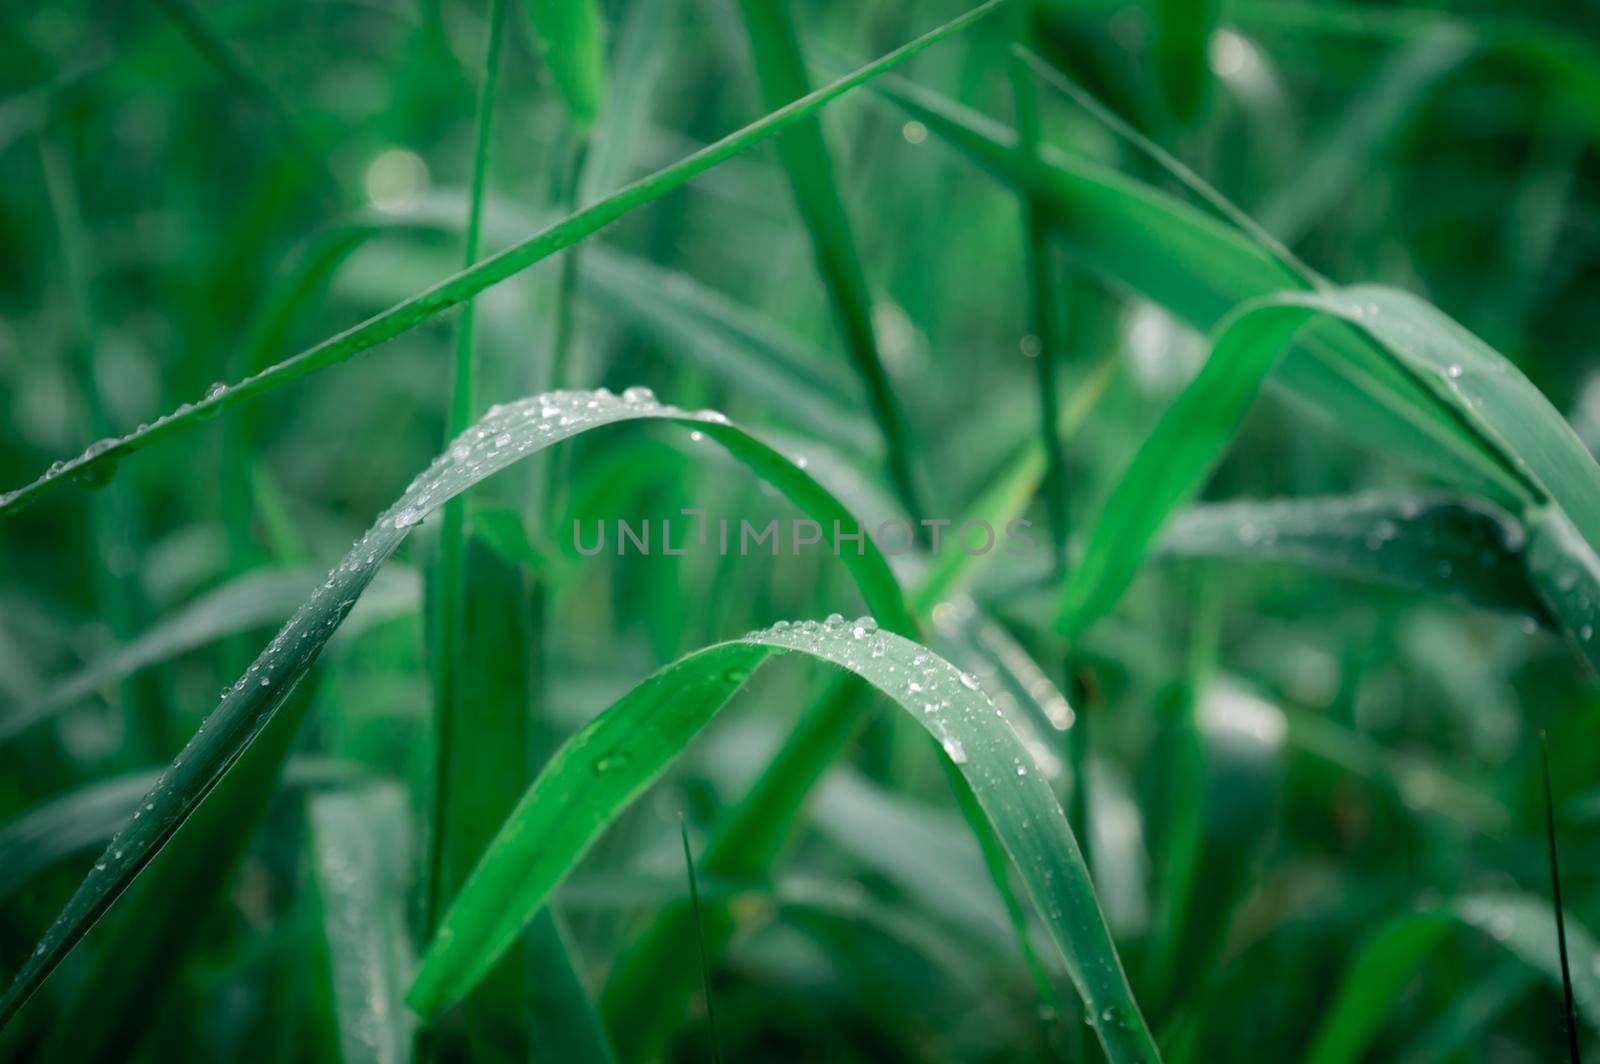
[1303, 912, 1456, 1064]
[581, 247, 871, 445]
[3, 566, 417, 742]
[1159, 493, 1548, 620]
[0, 389, 912, 1031]
[1146, 683, 1285, 1016]
[875, 74, 1526, 504]
[434, 533, 613, 1060]
[736, 0, 925, 526]
[2, 566, 318, 739]
[429, 0, 508, 951]
[0, 771, 160, 901]
[1151, 0, 1220, 124]
[309, 782, 417, 1064]
[1257, 28, 1474, 243]
[523, 0, 606, 129]
[0, 0, 1003, 518]
[35, 677, 319, 1062]
[1308, 894, 1600, 1063]
[408, 621, 1160, 1063]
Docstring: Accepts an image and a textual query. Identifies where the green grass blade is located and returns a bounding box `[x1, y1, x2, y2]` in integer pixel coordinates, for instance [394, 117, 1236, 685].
[736, 0, 926, 527]
[0, 388, 911, 1031]
[0, 0, 1003, 519]
[581, 247, 871, 446]
[596, 363, 1114, 1058]
[34, 677, 319, 1062]
[1539, 733, 1582, 1063]
[407, 620, 1160, 1063]
[1256, 28, 1474, 243]
[1159, 493, 1548, 621]
[679, 818, 724, 1064]
[309, 782, 417, 1064]
[1303, 912, 1456, 1064]
[435, 533, 613, 1061]
[1059, 286, 1599, 647]
[3, 566, 416, 743]
[523, 0, 606, 129]
[427, 0, 508, 948]
[0, 771, 161, 902]
[1151, 0, 1221, 124]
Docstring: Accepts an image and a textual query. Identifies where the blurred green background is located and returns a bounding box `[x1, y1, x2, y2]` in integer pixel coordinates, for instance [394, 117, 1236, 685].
[4, 0, 1600, 1060]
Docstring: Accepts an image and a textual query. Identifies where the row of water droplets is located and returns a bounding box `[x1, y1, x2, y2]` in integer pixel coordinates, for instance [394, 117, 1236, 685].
[387, 387, 729, 531]
[0, 381, 236, 512]
[746, 613, 1038, 777]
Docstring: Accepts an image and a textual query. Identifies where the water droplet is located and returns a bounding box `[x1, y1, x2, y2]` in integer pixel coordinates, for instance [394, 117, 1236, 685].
[941, 737, 967, 763]
[959, 672, 981, 690]
[1446, 363, 1463, 379]
[623, 385, 655, 404]
[206, 381, 227, 400]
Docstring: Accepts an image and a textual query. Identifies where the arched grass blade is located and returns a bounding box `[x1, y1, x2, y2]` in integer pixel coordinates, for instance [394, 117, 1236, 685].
[1159, 493, 1548, 621]
[0, 0, 1003, 519]
[1060, 286, 1600, 672]
[0, 388, 912, 1031]
[408, 619, 1159, 1063]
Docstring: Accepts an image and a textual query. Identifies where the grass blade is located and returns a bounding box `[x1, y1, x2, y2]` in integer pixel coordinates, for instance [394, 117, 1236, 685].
[0, 0, 1004, 518]
[523, 0, 606, 130]
[1308, 894, 1600, 1063]
[1059, 286, 1600, 656]
[427, 0, 508, 948]
[34, 677, 320, 1061]
[408, 620, 1160, 1063]
[679, 817, 723, 1064]
[1158, 493, 1548, 621]
[309, 782, 417, 1064]
[736, 0, 926, 527]
[1540, 732, 1582, 1063]
[0, 389, 911, 1031]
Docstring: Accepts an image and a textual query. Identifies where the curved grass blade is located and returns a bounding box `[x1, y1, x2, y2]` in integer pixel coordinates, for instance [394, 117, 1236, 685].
[0, 388, 912, 1031]
[596, 362, 1114, 1058]
[1060, 286, 1600, 658]
[1159, 493, 1548, 621]
[524, 0, 606, 129]
[736, 0, 925, 527]
[0, 0, 1003, 519]
[408, 619, 1160, 1063]
[1307, 894, 1600, 1064]
[309, 782, 417, 1064]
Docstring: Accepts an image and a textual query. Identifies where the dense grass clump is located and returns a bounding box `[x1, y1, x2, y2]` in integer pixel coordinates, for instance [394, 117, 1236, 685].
[4, 0, 1600, 1060]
